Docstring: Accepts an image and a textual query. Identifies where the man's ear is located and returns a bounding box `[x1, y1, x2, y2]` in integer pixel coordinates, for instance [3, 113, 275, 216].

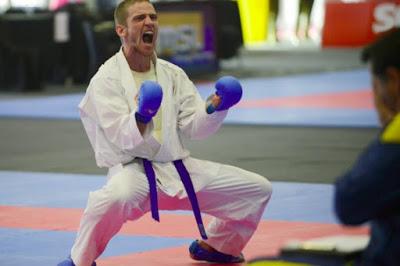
[386, 67, 400, 111]
[115, 24, 126, 38]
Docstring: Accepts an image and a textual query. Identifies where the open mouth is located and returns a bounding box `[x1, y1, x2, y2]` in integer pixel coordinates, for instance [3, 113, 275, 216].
[143, 31, 154, 44]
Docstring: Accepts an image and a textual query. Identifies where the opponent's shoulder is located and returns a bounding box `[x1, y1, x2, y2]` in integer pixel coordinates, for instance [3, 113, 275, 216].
[381, 113, 400, 144]
[359, 113, 400, 166]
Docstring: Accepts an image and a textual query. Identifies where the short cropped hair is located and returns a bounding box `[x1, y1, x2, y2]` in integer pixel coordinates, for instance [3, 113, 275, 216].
[361, 28, 400, 78]
[114, 0, 150, 26]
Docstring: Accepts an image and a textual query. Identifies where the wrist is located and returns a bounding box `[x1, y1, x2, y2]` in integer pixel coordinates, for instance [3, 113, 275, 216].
[206, 94, 221, 114]
[135, 112, 152, 124]
[206, 103, 216, 114]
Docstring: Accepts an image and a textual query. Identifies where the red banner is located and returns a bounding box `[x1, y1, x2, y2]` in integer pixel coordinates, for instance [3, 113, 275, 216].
[322, 0, 400, 47]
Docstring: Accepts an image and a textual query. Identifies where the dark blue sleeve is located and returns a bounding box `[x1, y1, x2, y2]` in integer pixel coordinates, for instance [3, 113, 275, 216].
[334, 138, 400, 225]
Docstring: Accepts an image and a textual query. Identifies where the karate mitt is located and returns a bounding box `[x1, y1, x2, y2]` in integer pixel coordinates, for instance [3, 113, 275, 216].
[135, 81, 163, 124]
[206, 76, 243, 114]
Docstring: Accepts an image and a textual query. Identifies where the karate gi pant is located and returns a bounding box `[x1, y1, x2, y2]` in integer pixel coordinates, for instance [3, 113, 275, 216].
[70, 159, 272, 266]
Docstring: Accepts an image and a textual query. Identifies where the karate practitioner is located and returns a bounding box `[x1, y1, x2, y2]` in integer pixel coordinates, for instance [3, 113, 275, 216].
[58, 0, 272, 265]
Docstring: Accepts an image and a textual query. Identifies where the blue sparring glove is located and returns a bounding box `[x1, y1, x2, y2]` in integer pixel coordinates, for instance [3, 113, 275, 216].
[206, 76, 242, 114]
[135, 81, 163, 124]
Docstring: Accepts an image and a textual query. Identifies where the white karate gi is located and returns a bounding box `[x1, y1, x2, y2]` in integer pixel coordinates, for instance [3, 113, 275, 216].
[72, 49, 272, 266]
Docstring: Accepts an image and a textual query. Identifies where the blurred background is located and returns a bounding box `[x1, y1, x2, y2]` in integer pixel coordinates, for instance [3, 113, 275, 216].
[0, 0, 398, 180]
[0, 0, 398, 181]
[0, 1, 398, 265]
[1, 0, 397, 92]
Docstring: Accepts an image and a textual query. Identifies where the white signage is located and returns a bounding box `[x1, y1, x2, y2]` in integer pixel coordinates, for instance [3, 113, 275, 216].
[372, 3, 400, 33]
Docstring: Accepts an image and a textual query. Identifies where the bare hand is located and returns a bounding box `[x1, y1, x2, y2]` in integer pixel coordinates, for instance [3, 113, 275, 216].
[210, 94, 221, 108]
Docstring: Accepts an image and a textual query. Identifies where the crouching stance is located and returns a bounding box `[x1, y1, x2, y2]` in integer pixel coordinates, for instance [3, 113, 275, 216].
[58, 1, 271, 265]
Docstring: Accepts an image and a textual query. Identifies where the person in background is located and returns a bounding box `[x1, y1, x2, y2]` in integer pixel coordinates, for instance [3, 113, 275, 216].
[274, 0, 325, 45]
[307, 0, 325, 44]
[49, 0, 83, 10]
[275, 0, 300, 45]
[58, 0, 272, 265]
[335, 28, 400, 266]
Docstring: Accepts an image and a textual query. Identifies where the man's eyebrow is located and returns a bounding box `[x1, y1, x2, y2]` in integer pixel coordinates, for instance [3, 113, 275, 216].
[132, 12, 157, 17]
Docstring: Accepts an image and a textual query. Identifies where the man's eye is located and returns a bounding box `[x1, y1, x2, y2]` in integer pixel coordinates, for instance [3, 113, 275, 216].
[150, 14, 158, 21]
[134, 15, 145, 21]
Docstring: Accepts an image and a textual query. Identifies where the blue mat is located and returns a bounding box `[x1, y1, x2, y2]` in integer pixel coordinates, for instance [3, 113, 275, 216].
[0, 171, 337, 224]
[0, 69, 378, 127]
[0, 228, 190, 266]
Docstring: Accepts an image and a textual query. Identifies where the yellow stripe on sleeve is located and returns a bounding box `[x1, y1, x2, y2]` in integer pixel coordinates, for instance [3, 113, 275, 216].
[381, 113, 400, 144]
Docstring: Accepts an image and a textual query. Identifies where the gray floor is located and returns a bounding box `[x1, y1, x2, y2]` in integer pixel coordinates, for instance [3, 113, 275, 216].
[0, 44, 378, 184]
[0, 118, 378, 183]
[219, 45, 365, 78]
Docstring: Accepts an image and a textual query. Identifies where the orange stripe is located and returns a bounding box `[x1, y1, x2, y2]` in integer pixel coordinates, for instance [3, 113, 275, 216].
[99, 221, 369, 265]
[237, 90, 373, 109]
[0, 205, 82, 232]
[0, 205, 369, 265]
[0, 205, 368, 238]
[0, 205, 213, 237]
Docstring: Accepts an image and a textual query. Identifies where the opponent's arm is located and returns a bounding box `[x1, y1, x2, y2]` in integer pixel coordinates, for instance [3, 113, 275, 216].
[335, 139, 400, 225]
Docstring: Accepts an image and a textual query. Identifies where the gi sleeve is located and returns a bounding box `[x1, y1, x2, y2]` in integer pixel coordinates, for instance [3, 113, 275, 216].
[334, 137, 400, 225]
[79, 77, 153, 153]
[175, 69, 227, 140]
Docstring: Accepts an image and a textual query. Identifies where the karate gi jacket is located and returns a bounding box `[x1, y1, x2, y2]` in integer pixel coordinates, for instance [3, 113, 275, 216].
[79, 49, 228, 196]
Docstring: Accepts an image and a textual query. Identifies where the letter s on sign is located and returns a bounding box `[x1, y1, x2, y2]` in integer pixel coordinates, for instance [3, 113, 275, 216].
[396, 5, 400, 28]
[372, 3, 397, 34]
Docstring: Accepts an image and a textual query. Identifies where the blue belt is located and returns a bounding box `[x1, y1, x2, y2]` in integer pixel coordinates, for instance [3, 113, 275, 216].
[142, 158, 208, 240]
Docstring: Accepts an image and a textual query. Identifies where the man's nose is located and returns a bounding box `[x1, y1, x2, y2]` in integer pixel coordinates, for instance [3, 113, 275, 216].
[144, 15, 154, 25]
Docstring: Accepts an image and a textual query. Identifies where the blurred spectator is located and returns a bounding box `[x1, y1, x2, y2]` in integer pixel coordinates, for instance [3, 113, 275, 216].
[308, 0, 325, 44]
[0, 0, 10, 13]
[275, 0, 325, 45]
[49, 0, 83, 11]
[275, 0, 300, 45]
[335, 28, 400, 266]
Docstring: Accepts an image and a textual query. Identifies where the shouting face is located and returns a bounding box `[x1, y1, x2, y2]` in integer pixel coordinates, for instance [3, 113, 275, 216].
[117, 1, 158, 57]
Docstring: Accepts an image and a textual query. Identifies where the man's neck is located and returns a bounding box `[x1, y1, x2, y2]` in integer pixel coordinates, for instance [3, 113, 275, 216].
[123, 46, 152, 72]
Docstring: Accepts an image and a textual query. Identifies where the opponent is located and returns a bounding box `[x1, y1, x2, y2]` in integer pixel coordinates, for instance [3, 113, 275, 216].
[58, 0, 272, 265]
[335, 29, 400, 266]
